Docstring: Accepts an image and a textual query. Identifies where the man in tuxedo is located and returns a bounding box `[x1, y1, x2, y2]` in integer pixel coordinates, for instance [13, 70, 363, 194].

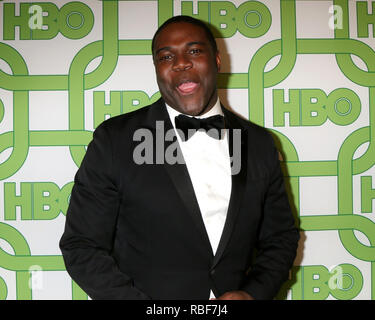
[59, 15, 300, 300]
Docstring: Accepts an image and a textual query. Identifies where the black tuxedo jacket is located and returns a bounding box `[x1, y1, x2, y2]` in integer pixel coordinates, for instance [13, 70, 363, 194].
[59, 98, 299, 300]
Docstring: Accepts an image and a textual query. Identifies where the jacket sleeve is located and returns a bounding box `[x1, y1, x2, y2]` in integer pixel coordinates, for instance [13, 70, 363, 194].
[59, 122, 150, 300]
[241, 136, 300, 300]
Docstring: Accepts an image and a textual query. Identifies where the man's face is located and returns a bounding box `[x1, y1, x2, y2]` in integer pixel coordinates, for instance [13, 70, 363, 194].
[153, 22, 221, 116]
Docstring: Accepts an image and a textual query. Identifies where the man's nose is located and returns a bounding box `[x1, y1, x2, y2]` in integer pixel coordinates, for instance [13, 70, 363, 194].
[172, 54, 193, 71]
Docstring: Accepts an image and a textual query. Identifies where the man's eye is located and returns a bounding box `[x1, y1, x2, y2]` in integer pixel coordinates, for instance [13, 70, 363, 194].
[159, 55, 172, 61]
[190, 48, 201, 55]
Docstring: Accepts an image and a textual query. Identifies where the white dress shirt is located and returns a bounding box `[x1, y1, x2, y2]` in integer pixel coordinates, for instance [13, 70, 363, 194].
[166, 99, 232, 298]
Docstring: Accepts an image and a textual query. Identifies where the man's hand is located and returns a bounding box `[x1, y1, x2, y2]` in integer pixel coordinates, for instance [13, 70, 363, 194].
[211, 290, 254, 300]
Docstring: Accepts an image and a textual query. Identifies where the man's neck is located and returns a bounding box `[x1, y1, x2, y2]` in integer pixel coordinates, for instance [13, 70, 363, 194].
[166, 98, 222, 121]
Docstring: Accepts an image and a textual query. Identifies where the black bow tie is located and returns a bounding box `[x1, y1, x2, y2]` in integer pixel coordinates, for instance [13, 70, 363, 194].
[175, 114, 225, 141]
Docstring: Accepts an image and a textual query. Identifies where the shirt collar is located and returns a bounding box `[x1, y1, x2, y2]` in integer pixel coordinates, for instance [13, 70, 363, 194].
[166, 98, 222, 127]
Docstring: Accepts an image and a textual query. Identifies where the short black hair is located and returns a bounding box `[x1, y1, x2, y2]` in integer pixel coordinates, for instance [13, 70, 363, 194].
[151, 15, 218, 56]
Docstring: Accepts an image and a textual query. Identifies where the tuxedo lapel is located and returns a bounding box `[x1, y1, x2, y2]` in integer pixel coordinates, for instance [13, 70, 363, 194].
[162, 158, 214, 256]
[145, 100, 248, 262]
[148, 99, 214, 255]
[212, 107, 248, 268]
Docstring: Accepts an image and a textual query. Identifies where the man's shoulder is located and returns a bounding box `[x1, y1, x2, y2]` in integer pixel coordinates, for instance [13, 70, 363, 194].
[223, 108, 279, 170]
[223, 107, 272, 140]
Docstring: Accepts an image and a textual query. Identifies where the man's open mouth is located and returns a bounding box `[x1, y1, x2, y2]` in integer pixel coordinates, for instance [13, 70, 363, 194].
[176, 81, 199, 95]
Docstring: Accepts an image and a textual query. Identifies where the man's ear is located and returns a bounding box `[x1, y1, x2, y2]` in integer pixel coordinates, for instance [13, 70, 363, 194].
[215, 51, 221, 72]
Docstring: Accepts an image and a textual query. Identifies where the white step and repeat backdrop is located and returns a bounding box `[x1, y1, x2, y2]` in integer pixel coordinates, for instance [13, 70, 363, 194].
[0, 0, 374, 300]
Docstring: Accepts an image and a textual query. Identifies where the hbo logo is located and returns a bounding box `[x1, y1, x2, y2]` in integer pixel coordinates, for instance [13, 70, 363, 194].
[273, 88, 361, 127]
[3, 2, 94, 40]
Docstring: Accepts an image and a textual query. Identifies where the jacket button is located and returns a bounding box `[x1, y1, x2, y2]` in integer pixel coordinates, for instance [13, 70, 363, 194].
[210, 269, 216, 276]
